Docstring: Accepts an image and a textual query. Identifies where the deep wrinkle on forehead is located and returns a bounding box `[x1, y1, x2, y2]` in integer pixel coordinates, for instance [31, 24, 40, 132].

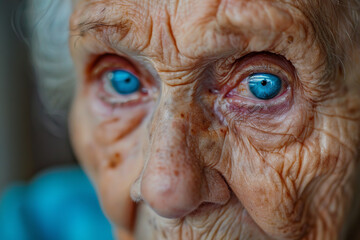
[71, 0, 319, 58]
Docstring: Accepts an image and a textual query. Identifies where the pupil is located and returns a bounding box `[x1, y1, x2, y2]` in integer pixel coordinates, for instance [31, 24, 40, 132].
[261, 80, 267, 86]
[125, 78, 131, 83]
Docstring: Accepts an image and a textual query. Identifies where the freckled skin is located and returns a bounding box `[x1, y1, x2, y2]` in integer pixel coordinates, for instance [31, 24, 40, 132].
[69, 0, 360, 239]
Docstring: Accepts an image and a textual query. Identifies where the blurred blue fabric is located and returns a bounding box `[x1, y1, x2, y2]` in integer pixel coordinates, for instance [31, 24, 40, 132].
[0, 166, 114, 240]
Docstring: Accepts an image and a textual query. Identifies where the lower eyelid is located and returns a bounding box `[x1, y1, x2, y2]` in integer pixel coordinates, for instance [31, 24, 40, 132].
[223, 79, 292, 115]
[97, 77, 157, 108]
[224, 92, 293, 117]
[97, 91, 154, 110]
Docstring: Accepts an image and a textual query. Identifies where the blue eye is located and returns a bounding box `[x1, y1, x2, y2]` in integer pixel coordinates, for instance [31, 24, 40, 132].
[248, 73, 282, 100]
[107, 70, 140, 95]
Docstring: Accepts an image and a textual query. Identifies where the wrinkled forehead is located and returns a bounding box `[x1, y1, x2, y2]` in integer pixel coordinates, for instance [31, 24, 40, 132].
[71, 0, 306, 28]
[72, 0, 304, 10]
[70, 0, 312, 64]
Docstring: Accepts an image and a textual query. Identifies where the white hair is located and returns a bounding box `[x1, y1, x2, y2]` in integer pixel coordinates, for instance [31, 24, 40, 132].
[26, 0, 75, 118]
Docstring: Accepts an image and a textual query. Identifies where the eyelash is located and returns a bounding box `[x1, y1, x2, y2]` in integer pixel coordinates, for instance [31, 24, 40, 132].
[220, 53, 292, 89]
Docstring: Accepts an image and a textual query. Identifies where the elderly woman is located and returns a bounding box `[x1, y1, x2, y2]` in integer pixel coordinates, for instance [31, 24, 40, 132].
[11, 0, 360, 239]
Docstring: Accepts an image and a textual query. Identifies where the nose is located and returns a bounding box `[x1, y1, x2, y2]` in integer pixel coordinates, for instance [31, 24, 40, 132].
[133, 105, 230, 219]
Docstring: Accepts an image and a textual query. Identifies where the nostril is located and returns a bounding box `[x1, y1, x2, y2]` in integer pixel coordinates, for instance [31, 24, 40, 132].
[136, 169, 232, 219]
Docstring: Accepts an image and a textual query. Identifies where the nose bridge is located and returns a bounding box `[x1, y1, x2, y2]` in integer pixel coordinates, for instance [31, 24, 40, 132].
[150, 107, 203, 193]
[149, 103, 198, 176]
[140, 89, 205, 217]
[148, 86, 202, 159]
[137, 87, 231, 219]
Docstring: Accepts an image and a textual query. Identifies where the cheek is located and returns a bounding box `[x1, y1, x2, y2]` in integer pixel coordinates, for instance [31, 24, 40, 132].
[96, 138, 143, 227]
[226, 93, 314, 152]
[215, 95, 312, 237]
[70, 97, 100, 177]
[225, 133, 306, 239]
[94, 128, 145, 227]
[69, 95, 148, 227]
[70, 91, 150, 172]
[223, 103, 357, 239]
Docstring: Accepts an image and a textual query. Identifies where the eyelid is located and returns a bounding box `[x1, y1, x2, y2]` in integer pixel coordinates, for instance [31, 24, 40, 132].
[89, 54, 158, 92]
[90, 54, 140, 81]
[219, 52, 295, 96]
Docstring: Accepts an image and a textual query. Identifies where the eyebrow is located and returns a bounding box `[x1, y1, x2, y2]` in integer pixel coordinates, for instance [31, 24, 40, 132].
[70, 2, 133, 39]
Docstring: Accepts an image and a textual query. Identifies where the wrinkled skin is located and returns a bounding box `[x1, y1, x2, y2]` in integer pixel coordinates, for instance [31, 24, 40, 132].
[68, 0, 360, 239]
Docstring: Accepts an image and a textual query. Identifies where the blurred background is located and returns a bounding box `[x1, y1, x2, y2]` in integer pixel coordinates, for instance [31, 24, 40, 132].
[0, 2, 115, 239]
[0, 0, 75, 196]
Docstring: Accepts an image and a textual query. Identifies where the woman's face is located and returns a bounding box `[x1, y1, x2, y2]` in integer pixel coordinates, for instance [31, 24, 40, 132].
[69, 0, 360, 239]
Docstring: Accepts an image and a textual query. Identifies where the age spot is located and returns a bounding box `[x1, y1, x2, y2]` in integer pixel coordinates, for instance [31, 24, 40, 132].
[287, 35, 294, 44]
[108, 153, 123, 169]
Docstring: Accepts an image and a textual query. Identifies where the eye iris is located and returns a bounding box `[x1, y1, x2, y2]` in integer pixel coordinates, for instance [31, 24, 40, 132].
[108, 70, 140, 95]
[248, 73, 282, 100]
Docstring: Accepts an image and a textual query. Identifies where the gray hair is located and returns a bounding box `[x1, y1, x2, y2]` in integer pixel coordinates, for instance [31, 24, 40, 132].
[26, 0, 75, 119]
